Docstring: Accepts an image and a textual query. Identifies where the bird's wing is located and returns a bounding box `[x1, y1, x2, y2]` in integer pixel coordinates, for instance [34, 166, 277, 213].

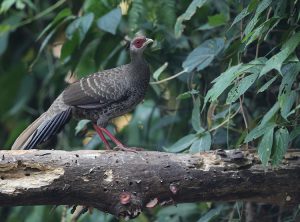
[63, 66, 130, 109]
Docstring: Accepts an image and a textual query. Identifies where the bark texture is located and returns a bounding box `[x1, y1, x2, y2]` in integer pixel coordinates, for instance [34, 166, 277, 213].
[0, 149, 299, 219]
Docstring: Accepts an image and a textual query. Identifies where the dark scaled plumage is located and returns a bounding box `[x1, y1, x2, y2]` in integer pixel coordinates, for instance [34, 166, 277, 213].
[12, 36, 153, 150]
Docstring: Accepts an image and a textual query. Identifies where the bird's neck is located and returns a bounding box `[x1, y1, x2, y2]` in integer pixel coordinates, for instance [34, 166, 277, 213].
[128, 51, 150, 84]
[130, 51, 146, 64]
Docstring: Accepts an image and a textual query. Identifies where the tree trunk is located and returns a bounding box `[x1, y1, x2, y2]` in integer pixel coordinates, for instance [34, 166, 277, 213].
[0, 149, 299, 219]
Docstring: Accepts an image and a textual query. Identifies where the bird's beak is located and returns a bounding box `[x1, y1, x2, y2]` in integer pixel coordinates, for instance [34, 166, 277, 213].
[144, 38, 154, 46]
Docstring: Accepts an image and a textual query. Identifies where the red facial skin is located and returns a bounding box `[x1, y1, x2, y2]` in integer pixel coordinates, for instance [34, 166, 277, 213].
[133, 38, 146, 48]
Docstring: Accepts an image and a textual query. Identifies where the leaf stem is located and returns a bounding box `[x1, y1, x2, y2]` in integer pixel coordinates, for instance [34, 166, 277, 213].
[150, 69, 188, 84]
[14, 0, 67, 29]
[209, 107, 241, 132]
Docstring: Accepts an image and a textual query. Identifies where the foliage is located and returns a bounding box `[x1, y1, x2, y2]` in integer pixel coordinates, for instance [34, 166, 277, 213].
[0, 0, 300, 221]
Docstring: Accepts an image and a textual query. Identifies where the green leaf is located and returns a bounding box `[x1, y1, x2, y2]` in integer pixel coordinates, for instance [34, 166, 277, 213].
[287, 103, 300, 117]
[75, 39, 99, 76]
[150, 115, 180, 134]
[189, 132, 211, 153]
[75, 119, 91, 135]
[244, 0, 272, 36]
[182, 38, 225, 72]
[32, 16, 72, 67]
[0, 0, 16, 13]
[245, 122, 276, 142]
[197, 205, 223, 222]
[97, 7, 122, 35]
[261, 102, 280, 125]
[0, 14, 22, 55]
[230, 0, 259, 28]
[22, 0, 36, 11]
[158, 0, 176, 28]
[66, 12, 94, 42]
[244, 18, 280, 46]
[5, 119, 29, 147]
[290, 126, 300, 141]
[246, 57, 267, 74]
[176, 89, 199, 100]
[260, 32, 300, 76]
[8, 75, 35, 115]
[271, 128, 289, 165]
[38, 8, 72, 40]
[128, 0, 144, 32]
[279, 63, 300, 94]
[256, 0, 272, 14]
[153, 62, 168, 81]
[0, 31, 9, 55]
[226, 73, 258, 104]
[157, 203, 198, 220]
[208, 13, 227, 27]
[258, 126, 274, 166]
[278, 63, 300, 119]
[166, 134, 198, 153]
[0, 63, 24, 116]
[174, 0, 208, 38]
[257, 76, 277, 93]
[204, 64, 242, 105]
[230, 8, 249, 28]
[16, 0, 25, 10]
[192, 97, 202, 132]
[61, 31, 80, 61]
[0, 24, 11, 33]
[279, 90, 297, 120]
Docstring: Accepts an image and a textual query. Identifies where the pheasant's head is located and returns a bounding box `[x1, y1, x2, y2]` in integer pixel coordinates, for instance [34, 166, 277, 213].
[130, 36, 153, 54]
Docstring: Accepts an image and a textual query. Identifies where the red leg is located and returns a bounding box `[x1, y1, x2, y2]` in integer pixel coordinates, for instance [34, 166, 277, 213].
[100, 128, 139, 152]
[94, 125, 137, 152]
[93, 124, 111, 150]
[100, 127, 125, 148]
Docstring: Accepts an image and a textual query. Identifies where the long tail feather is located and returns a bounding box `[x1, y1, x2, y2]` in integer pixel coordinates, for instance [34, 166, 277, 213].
[12, 93, 72, 150]
[25, 109, 71, 149]
[12, 113, 46, 150]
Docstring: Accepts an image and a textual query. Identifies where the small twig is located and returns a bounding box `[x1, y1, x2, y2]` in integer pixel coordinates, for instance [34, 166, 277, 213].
[239, 96, 249, 149]
[240, 0, 244, 40]
[207, 102, 218, 130]
[256, 7, 272, 59]
[188, 72, 196, 103]
[255, 39, 261, 59]
[227, 104, 232, 148]
[245, 202, 255, 222]
[71, 206, 89, 222]
[14, 0, 66, 29]
[239, 96, 248, 130]
[150, 69, 188, 84]
[277, 206, 283, 222]
[209, 106, 241, 132]
[60, 206, 67, 222]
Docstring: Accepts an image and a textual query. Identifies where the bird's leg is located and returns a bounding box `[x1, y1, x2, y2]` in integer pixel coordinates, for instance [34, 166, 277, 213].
[100, 127, 126, 148]
[100, 128, 141, 152]
[94, 125, 139, 152]
[93, 124, 111, 150]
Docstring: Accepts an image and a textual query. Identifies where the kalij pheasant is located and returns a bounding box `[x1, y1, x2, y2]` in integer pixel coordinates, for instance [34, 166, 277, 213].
[12, 36, 153, 150]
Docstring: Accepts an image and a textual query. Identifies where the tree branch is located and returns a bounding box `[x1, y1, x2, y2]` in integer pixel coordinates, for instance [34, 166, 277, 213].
[0, 149, 299, 219]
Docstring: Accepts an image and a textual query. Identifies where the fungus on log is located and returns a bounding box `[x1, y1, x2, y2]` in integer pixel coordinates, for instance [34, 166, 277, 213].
[0, 149, 299, 219]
